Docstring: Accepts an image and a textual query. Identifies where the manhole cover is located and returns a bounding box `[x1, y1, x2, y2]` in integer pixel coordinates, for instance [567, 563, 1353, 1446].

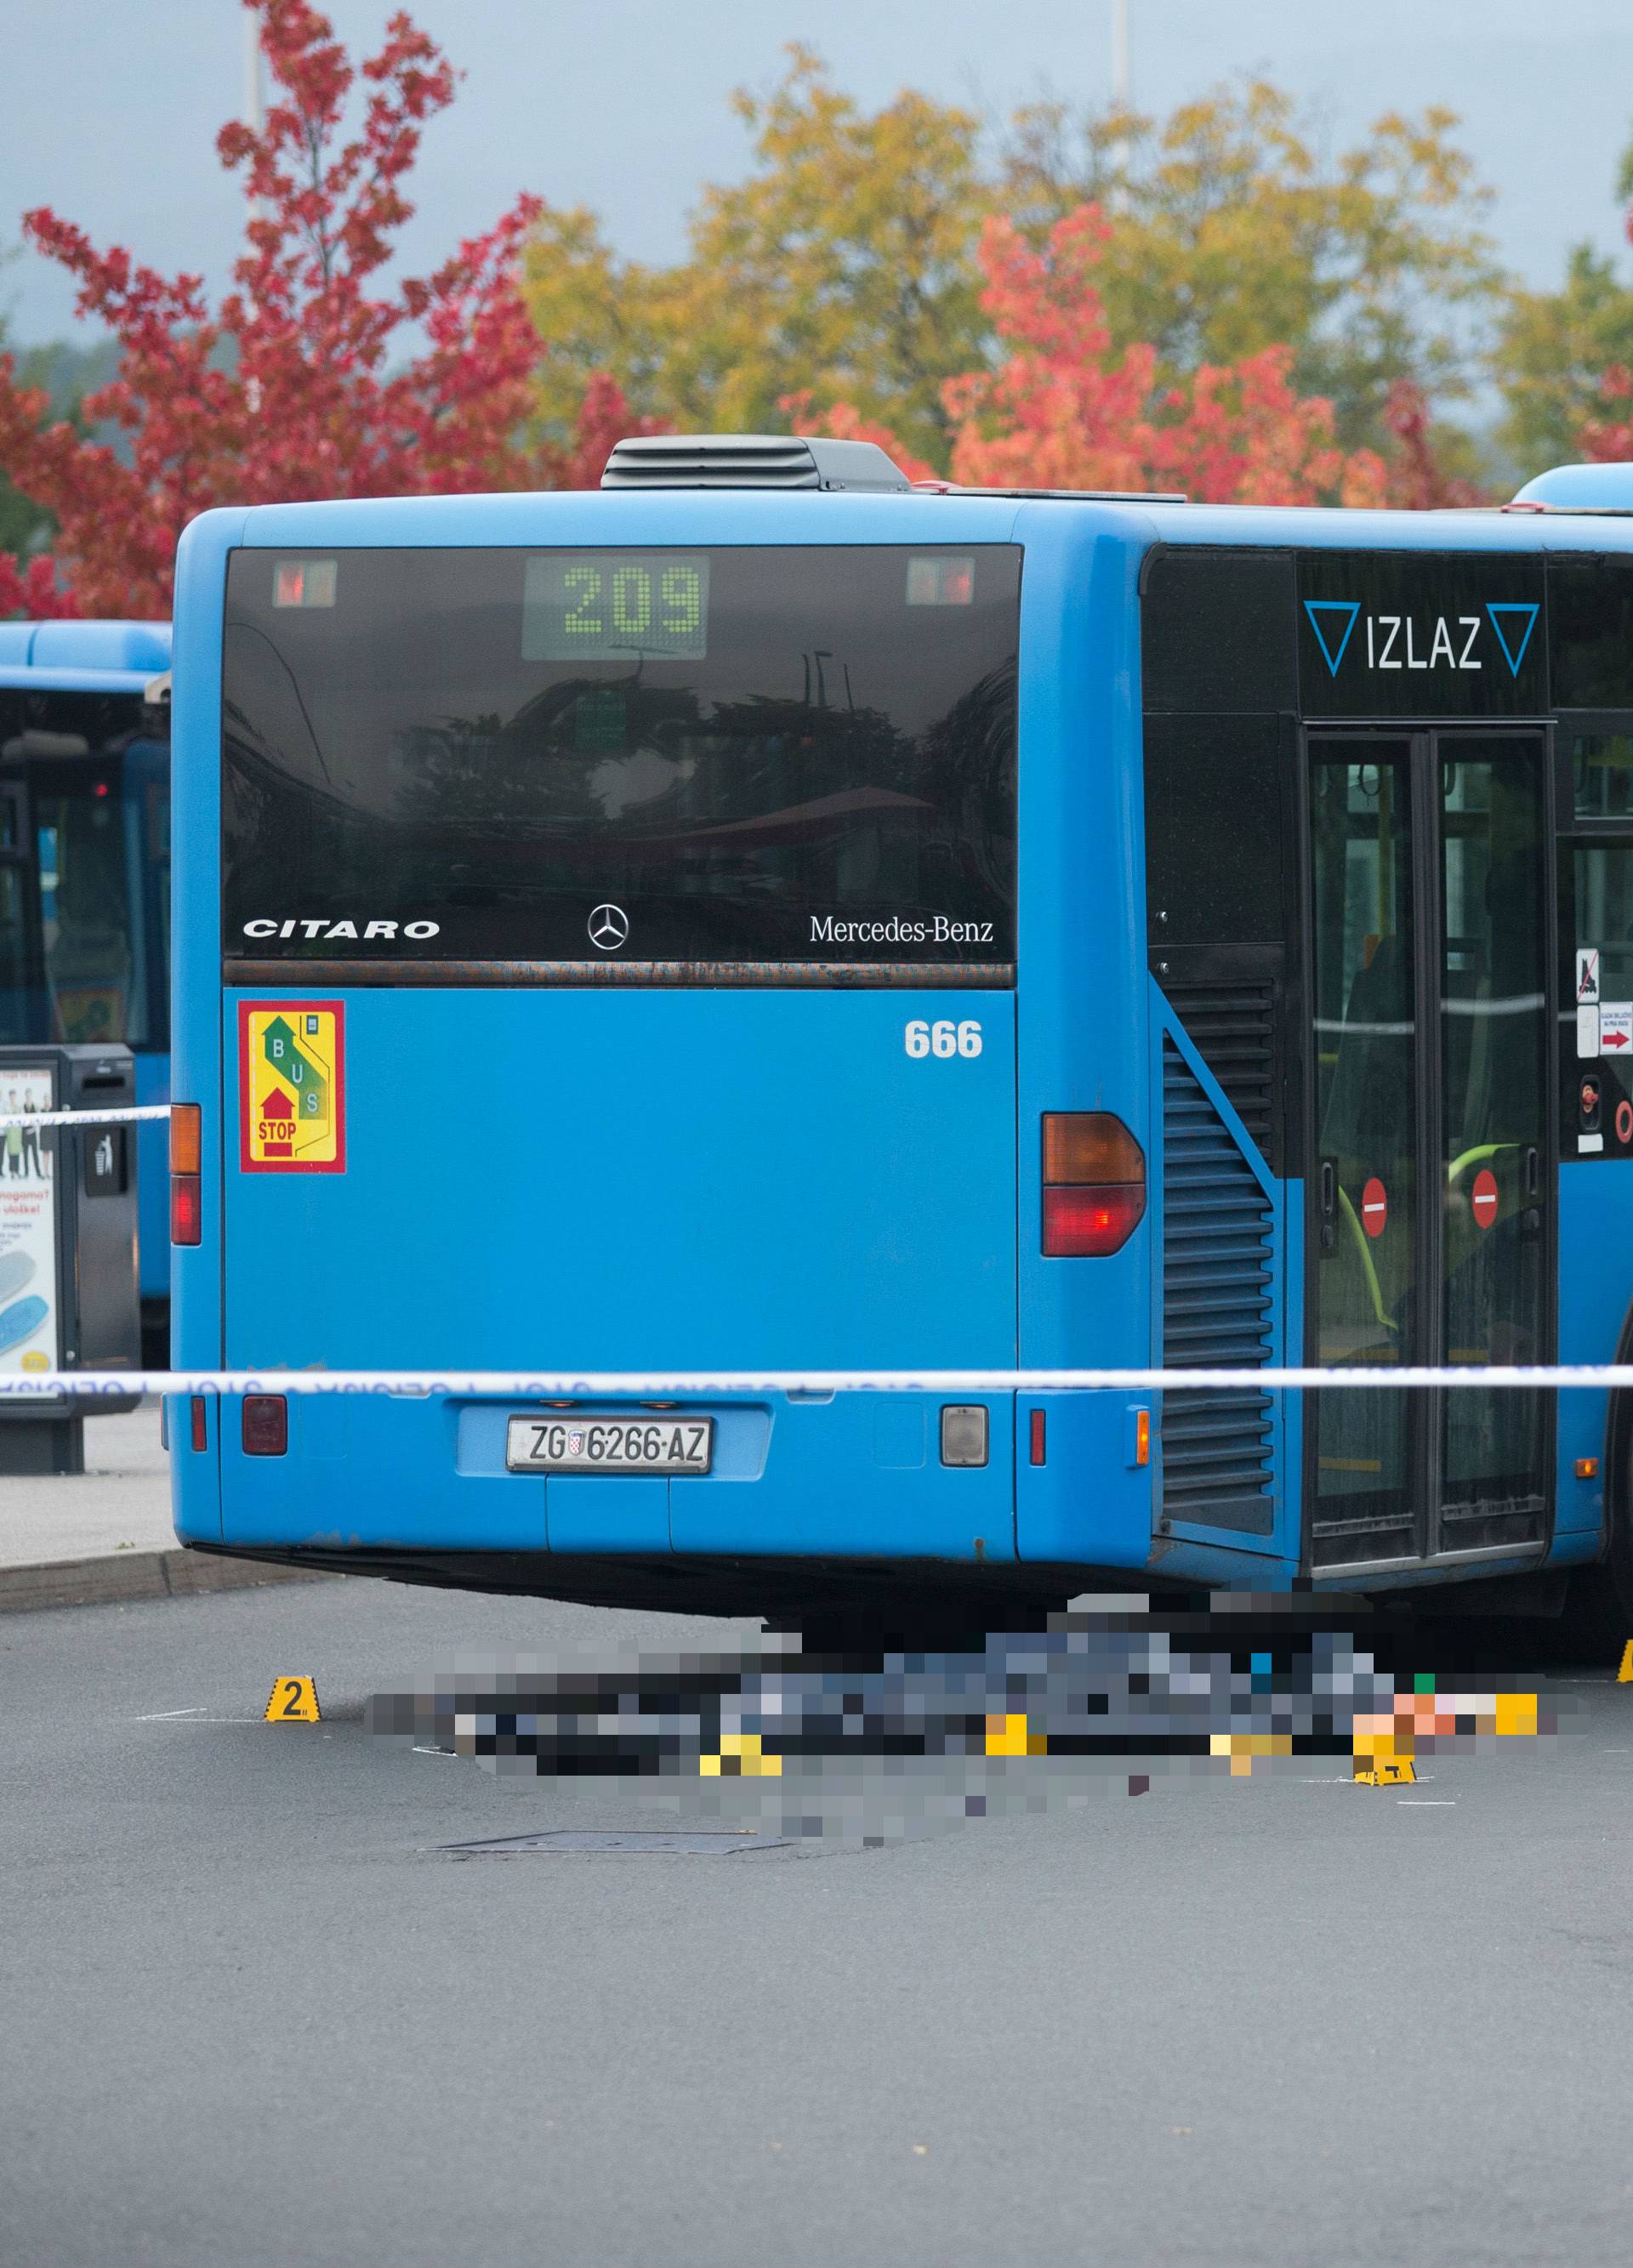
[443, 1829, 792, 1856]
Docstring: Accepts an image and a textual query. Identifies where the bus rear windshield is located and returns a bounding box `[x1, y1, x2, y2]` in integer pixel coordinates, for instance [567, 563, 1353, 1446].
[222, 543, 1020, 980]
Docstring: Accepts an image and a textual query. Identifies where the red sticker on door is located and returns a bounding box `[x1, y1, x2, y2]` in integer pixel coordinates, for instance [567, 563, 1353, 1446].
[1361, 1177, 1387, 1238]
[1471, 1168, 1499, 1231]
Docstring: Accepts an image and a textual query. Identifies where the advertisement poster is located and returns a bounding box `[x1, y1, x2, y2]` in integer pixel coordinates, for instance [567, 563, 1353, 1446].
[0, 1067, 60, 1377]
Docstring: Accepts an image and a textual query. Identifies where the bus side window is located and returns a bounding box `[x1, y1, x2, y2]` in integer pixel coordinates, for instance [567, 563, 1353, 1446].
[1573, 838, 1633, 1151]
[1141, 549, 1298, 1174]
[1143, 717, 1284, 951]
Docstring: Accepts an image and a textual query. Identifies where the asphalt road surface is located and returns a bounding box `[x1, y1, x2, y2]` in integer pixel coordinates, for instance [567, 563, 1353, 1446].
[3, 1577, 1631, 2268]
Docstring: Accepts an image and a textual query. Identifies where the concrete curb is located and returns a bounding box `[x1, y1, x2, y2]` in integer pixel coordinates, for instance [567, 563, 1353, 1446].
[0, 1548, 339, 1614]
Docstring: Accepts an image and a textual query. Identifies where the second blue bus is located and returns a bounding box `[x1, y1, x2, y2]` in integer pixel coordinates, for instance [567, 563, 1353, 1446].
[0, 617, 172, 1356]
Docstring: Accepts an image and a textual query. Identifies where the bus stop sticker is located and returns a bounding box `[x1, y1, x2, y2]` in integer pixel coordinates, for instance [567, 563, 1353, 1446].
[239, 1003, 345, 1173]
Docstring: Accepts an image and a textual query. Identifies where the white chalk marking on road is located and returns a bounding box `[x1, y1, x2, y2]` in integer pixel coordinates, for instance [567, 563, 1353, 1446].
[412, 1745, 460, 1758]
[133, 1713, 261, 1725]
[1397, 1799, 1456, 1805]
[134, 1707, 209, 1720]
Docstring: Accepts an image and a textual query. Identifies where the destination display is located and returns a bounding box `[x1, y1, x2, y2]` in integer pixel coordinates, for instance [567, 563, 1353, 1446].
[523, 553, 710, 662]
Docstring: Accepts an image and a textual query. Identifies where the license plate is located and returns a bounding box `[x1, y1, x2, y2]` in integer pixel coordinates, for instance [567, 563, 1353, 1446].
[505, 1414, 714, 1475]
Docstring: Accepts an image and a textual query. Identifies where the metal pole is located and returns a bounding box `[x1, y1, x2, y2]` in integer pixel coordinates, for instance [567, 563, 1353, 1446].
[243, 9, 265, 135]
[242, 10, 266, 416]
[1109, 0, 1130, 215]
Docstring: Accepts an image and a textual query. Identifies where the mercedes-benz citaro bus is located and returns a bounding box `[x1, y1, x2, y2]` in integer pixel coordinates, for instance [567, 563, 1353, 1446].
[0, 617, 173, 1356]
[166, 435, 1633, 1647]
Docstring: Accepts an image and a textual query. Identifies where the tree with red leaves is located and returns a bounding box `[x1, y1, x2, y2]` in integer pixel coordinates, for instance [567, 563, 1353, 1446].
[804, 207, 1387, 508]
[1380, 378, 1486, 509]
[0, 0, 580, 617]
[0, 553, 77, 621]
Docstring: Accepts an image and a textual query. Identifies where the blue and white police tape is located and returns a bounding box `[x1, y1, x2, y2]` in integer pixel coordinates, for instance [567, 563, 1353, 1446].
[4, 1364, 1633, 1400]
[0, 1105, 172, 1131]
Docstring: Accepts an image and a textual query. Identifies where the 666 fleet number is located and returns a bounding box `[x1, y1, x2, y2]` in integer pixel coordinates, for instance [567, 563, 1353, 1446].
[903, 1020, 983, 1059]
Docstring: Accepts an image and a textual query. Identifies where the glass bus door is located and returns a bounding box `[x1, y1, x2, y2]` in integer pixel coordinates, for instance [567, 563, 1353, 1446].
[1309, 740, 1423, 1566]
[1306, 730, 1552, 1572]
[1432, 734, 1550, 1556]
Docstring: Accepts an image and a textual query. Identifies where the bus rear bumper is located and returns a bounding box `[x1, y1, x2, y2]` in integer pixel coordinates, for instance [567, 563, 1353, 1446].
[185, 1387, 1160, 1576]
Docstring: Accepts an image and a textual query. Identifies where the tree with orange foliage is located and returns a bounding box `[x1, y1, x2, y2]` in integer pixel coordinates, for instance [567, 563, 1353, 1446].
[0, 0, 636, 618]
[802, 207, 1385, 506]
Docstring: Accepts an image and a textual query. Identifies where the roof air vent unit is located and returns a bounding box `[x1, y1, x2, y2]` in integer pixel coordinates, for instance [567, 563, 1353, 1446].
[601, 432, 913, 493]
[1507, 463, 1633, 514]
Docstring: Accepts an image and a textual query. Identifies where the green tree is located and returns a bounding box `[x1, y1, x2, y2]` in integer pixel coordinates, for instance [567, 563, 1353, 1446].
[524, 48, 992, 469]
[523, 59, 1501, 485]
[1497, 133, 1633, 475]
[999, 78, 1501, 458]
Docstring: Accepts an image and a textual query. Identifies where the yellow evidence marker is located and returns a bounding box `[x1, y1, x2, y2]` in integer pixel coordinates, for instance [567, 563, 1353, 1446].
[698, 1731, 780, 1776]
[1617, 1641, 1633, 1685]
[1354, 1759, 1416, 1786]
[264, 1676, 321, 1723]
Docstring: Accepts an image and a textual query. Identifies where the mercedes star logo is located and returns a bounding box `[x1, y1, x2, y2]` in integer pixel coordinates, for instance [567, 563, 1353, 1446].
[588, 902, 630, 952]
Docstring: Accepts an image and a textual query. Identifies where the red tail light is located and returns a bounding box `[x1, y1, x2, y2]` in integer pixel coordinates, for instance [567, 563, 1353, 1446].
[242, 1395, 288, 1456]
[171, 1174, 202, 1246]
[1043, 1183, 1146, 1255]
[190, 1395, 208, 1452]
[1041, 1112, 1146, 1256]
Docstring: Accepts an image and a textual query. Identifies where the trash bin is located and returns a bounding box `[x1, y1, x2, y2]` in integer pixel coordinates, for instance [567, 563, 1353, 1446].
[0, 1043, 142, 1475]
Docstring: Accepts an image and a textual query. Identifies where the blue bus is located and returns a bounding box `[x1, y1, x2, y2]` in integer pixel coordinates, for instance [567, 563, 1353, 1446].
[165, 435, 1633, 1648]
[0, 617, 172, 1355]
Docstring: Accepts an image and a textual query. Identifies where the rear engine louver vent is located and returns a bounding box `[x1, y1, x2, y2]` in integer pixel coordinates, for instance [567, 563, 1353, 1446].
[1158, 982, 1276, 1162]
[1161, 1037, 1275, 1534]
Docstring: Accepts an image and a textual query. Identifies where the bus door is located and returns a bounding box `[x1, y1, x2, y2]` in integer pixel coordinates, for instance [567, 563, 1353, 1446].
[1306, 729, 1553, 1574]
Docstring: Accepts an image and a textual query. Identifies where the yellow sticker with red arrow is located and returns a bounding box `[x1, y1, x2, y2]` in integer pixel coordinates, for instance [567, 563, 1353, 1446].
[239, 1001, 346, 1173]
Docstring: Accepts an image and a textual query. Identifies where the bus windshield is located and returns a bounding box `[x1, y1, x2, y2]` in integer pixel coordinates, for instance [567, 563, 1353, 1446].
[0, 693, 171, 1049]
[223, 543, 1020, 978]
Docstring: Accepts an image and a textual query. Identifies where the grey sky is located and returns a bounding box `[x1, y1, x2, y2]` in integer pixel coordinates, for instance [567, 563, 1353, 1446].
[3, 0, 1632, 344]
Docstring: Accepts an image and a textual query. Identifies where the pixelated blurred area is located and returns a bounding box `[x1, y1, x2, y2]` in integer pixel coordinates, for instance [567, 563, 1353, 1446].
[367, 1601, 1578, 1845]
